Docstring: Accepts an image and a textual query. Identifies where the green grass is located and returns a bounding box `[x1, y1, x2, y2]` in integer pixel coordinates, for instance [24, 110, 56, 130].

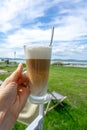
[0, 64, 87, 130]
[44, 66, 87, 130]
[12, 121, 27, 130]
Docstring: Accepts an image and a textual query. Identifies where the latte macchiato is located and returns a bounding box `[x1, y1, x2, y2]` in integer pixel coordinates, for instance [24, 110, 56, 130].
[24, 45, 52, 103]
[26, 59, 50, 96]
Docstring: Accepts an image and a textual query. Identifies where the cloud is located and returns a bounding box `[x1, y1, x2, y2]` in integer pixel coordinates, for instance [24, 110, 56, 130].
[0, 0, 87, 60]
[6, 28, 52, 46]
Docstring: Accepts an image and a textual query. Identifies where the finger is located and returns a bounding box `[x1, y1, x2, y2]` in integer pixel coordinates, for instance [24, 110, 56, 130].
[19, 87, 30, 112]
[1, 63, 23, 87]
[2, 63, 23, 87]
[13, 86, 30, 114]
[10, 63, 23, 82]
[0, 82, 17, 111]
[18, 73, 29, 86]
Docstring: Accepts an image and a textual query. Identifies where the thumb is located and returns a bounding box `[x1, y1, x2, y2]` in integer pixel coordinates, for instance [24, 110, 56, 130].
[10, 63, 23, 82]
[0, 82, 17, 111]
[1, 64, 23, 88]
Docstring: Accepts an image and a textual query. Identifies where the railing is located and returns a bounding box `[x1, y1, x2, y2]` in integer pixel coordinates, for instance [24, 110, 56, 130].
[26, 104, 44, 130]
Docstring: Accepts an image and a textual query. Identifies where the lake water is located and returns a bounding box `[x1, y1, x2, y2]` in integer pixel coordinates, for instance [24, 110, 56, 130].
[1, 59, 87, 68]
[51, 60, 87, 68]
[16, 59, 87, 68]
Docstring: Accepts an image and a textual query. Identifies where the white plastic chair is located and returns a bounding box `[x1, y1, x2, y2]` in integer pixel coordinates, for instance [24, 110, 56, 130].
[44, 91, 67, 114]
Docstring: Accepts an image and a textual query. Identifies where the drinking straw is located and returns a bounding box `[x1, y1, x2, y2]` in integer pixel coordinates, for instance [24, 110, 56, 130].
[49, 26, 54, 46]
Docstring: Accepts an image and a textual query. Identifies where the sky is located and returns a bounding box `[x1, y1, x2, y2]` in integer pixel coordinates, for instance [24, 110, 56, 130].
[0, 0, 87, 60]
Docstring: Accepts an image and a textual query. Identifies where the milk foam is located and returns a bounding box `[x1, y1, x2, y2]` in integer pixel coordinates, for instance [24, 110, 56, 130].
[24, 45, 52, 59]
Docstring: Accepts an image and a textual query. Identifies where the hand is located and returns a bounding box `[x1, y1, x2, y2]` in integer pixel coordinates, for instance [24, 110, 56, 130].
[0, 63, 30, 130]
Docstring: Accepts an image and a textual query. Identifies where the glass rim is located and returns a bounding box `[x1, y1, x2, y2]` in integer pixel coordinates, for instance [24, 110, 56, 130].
[24, 44, 52, 48]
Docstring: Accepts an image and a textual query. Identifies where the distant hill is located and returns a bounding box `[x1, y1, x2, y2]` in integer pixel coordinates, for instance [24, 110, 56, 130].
[52, 59, 87, 62]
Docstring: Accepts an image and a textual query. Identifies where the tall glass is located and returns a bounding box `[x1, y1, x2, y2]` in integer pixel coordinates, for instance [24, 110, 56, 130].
[24, 44, 52, 104]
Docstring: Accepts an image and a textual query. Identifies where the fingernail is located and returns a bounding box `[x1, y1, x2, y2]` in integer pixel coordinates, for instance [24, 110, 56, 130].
[17, 63, 23, 71]
[18, 63, 22, 68]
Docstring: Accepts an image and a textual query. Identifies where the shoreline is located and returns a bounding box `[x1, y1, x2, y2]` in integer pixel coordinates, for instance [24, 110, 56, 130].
[0, 60, 87, 68]
[51, 61, 87, 68]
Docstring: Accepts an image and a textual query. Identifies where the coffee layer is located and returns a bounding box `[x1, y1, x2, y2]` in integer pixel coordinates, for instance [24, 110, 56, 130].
[26, 59, 50, 96]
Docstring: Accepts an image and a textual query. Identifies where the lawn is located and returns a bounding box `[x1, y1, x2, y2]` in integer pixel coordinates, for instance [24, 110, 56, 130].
[44, 65, 87, 130]
[0, 63, 87, 130]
